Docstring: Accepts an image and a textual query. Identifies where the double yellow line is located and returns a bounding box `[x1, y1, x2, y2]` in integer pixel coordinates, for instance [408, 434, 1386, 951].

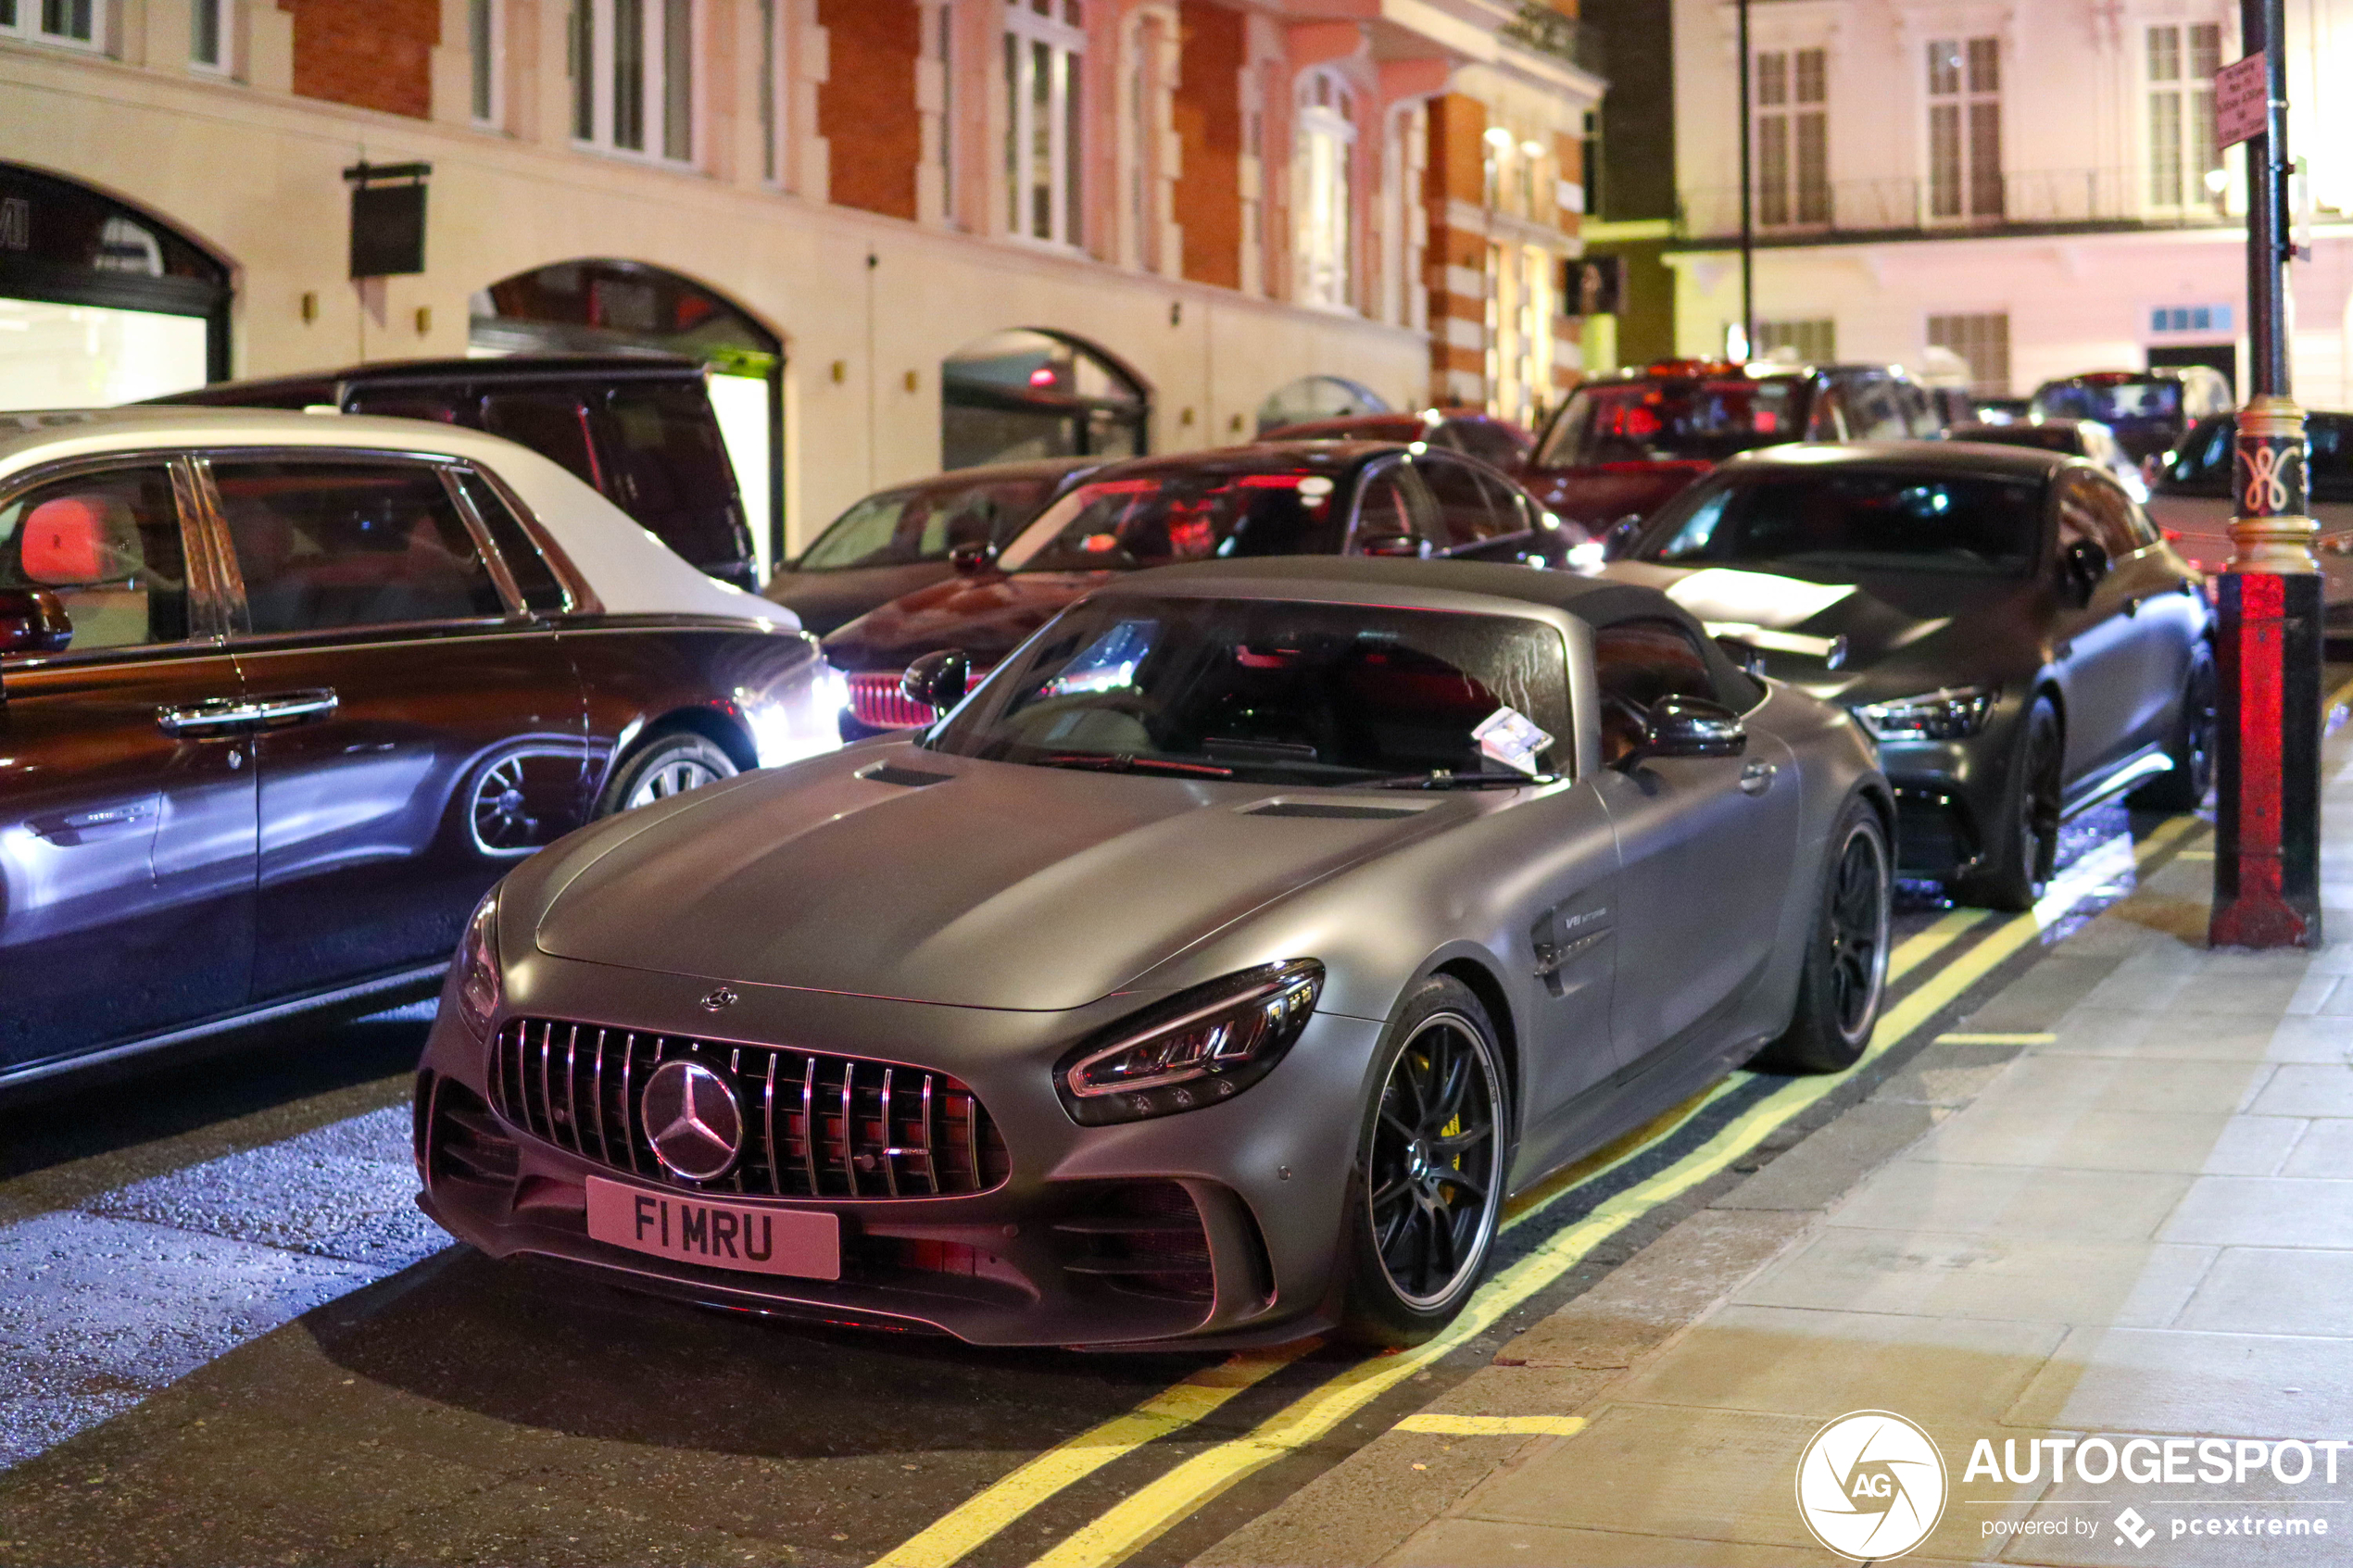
[874, 813, 2204, 1568]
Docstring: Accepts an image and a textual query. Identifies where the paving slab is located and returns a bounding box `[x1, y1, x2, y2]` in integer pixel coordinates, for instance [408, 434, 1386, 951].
[2173, 1247, 2353, 1336]
[2007, 1326, 2353, 1436]
[1733, 1229, 2215, 1328]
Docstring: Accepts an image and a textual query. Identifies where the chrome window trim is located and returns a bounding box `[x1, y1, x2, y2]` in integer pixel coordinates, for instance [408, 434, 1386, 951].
[0, 448, 224, 667]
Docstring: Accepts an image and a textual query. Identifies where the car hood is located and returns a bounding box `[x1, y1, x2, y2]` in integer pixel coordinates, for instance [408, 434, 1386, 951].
[1600, 560, 2047, 701]
[532, 747, 1463, 1010]
[764, 561, 957, 637]
[822, 571, 1113, 673]
[1520, 461, 1713, 527]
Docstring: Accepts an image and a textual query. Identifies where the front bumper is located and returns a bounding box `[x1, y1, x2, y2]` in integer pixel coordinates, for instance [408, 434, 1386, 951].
[412, 951, 1381, 1348]
[1872, 733, 2007, 881]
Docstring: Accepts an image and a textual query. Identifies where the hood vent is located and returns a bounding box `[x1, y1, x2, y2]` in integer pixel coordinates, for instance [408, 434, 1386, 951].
[860, 762, 955, 789]
[1240, 798, 1432, 821]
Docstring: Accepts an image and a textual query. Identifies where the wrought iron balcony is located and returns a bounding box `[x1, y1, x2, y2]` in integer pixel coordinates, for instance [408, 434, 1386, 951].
[1675, 169, 2241, 245]
[1501, 2, 1606, 76]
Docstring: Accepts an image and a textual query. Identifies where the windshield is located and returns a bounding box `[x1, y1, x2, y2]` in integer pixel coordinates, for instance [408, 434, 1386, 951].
[1536, 377, 1810, 467]
[2033, 378, 2181, 429]
[799, 474, 1057, 571]
[926, 596, 1569, 784]
[1636, 470, 2046, 575]
[998, 469, 1345, 573]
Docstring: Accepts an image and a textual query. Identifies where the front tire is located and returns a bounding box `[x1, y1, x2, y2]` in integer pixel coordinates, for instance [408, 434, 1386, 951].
[1751, 797, 1892, 1074]
[1339, 976, 1508, 1348]
[1949, 696, 2061, 911]
[2131, 646, 2217, 812]
[598, 728, 740, 817]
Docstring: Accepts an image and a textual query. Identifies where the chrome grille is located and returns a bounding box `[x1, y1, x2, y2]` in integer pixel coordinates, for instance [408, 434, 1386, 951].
[489, 1018, 1011, 1198]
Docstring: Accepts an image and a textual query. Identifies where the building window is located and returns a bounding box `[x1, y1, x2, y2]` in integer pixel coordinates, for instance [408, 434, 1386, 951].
[2148, 23, 2222, 210]
[470, 0, 502, 124]
[1928, 312, 2010, 397]
[1004, 1, 1085, 246]
[759, 0, 777, 182]
[1485, 242, 1555, 430]
[3, 0, 100, 47]
[189, 0, 230, 70]
[1755, 319, 1836, 364]
[1294, 69, 1355, 310]
[1755, 47, 1828, 228]
[937, 3, 954, 220]
[1928, 38, 2000, 220]
[568, 0, 696, 163]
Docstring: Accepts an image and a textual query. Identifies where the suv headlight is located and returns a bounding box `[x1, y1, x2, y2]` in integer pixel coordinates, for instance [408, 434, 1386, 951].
[1056, 960, 1324, 1125]
[454, 891, 503, 1039]
[1851, 686, 1996, 742]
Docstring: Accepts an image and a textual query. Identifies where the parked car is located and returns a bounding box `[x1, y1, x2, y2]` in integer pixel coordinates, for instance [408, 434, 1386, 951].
[2030, 368, 2234, 464]
[823, 441, 1583, 735]
[1942, 417, 2147, 500]
[1523, 359, 1949, 534]
[1259, 408, 1535, 471]
[1604, 442, 2213, 909]
[0, 408, 839, 1095]
[413, 554, 1893, 1349]
[156, 354, 762, 589]
[761, 458, 1099, 636]
[2144, 411, 2353, 637]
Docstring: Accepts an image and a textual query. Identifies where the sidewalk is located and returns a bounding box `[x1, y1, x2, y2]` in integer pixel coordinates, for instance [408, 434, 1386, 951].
[1206, 720, 2353, 1564]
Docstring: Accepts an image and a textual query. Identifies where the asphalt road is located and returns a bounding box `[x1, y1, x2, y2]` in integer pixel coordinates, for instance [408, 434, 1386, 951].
[0, 793, 2233, 1567]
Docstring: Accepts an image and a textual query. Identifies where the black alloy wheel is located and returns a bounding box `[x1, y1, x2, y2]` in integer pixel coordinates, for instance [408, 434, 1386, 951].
[1952, 696, 2062, 911]
[1341, 975, 1507, 1347]
[1753, 797, 1892, 1074]
[2132, 647, 2218, 812]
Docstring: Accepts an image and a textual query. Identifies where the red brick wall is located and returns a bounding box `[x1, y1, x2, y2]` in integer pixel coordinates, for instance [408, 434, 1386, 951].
[282, 0, 439, 119]
[1172, 1, 1243, 290]
[818, 0, 921, 222]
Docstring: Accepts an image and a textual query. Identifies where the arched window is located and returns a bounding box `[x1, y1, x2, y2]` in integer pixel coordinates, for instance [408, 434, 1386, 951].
[941, 328, 1148, 470]
[1293, 69, 1357, 311]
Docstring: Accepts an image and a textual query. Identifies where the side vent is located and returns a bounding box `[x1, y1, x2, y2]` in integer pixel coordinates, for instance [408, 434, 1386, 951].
[1240, 799, 1430, 821]
[861, 763, 955, 788]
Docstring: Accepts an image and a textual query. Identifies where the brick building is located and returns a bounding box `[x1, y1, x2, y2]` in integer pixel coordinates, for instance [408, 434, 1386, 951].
[0, 0, 1601, 570]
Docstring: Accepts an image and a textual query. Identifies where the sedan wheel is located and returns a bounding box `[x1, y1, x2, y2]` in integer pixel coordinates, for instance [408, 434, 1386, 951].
[600, 731, 740, 817]
[1342, 976, 1507, 1346]
[1950, 696, 2061, 911]
[2132, 647, 2217, 812]
[1751, 797, 1892, 1074]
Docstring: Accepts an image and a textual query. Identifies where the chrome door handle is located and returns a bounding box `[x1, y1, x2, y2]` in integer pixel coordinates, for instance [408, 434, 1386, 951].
[251, 688, 339, 726]
[1740, 760, 1778, 795]
[157, 698, 265, 736]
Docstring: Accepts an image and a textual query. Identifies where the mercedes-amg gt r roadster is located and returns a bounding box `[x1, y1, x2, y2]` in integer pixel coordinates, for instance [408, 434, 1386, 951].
[413, 558, 1894, 1349]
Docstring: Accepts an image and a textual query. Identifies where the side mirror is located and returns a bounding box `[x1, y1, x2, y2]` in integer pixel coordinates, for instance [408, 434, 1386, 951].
[1624, 696, 1747, 763]
[948, 541, 998, 575]
[1599, 516, 1642, 560]
[1355, 532, 1427, 558]
[2060, 538, 2110, 608]
[901, 648, 973, 713]
[0, 588, 72, 656]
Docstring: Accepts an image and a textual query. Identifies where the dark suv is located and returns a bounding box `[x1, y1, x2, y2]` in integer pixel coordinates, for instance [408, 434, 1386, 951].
[157, 354, 759, 588]
[1525, 359, 1950, 533]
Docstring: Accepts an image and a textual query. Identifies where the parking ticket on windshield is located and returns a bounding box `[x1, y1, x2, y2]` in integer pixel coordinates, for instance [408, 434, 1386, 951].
[1474, 708, 1554, 774]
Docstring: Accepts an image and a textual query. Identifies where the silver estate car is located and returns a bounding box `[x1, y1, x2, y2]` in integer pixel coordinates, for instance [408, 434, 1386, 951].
[413, 558, 1893, 1349]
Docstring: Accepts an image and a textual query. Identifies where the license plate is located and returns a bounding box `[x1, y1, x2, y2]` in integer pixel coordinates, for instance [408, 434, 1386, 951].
[585, 1175, 840, 1280]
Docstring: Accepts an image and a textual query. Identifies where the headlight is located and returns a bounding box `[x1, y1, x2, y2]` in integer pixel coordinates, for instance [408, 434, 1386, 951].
[1565, 538, 1606, 573]
[1851, 686, 1996, 742]
[1056, 960, 1324, 1125]
[455, 891, 502, 1039]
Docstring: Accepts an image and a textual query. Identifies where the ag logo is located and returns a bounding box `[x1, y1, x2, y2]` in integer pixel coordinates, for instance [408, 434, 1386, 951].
[1795, 1410, 1947, 1560]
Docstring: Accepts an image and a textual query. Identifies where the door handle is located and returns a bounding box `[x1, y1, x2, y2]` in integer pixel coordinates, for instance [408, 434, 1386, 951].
[1740, 759, 1778, 796]
[251, 688, 339, 726]
[157, 698, 265, 736]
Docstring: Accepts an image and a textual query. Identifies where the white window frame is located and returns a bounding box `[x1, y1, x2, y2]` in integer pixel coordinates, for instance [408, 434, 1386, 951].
[467, 0, 504, 126]
[1754, 45, 1829, 230]
[2145, 21, 2223, 214]
[569, 0, 698, 166]
[189, 0, 233, 74]
[0, 0, 106, 51]
[1925, 36, 2001, 223]
[1292, 68, 1356, 312]
[1003, 1, 1086, 248]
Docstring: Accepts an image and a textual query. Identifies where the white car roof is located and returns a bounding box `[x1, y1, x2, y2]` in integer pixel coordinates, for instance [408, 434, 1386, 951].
[0, 406, 796, 630]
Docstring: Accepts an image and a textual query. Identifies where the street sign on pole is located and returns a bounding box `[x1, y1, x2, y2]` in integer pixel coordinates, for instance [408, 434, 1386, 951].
[2216, 51, 2269, 149]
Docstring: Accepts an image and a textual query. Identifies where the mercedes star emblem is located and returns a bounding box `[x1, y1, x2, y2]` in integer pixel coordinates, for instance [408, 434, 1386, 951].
[640, 1059, 745, 1182]
[700, 985, 738, 1011]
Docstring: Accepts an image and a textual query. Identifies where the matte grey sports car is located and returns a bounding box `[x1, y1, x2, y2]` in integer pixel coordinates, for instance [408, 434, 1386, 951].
[413, 558, 1894, 1349]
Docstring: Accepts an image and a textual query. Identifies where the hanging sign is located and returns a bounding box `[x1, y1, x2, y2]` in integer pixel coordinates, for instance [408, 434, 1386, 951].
[2215, 52, 2270, 150]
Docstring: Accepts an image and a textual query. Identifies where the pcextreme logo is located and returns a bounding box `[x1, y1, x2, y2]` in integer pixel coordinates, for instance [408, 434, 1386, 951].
[1795, 1410, 1950, 1560]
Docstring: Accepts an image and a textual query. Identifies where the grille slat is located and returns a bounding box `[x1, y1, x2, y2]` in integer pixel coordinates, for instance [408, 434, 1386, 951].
[489, 1018, 1009, 1199]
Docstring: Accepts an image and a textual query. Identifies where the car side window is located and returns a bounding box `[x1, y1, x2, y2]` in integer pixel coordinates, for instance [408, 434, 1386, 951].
[1592, 618, 1719, 763]
[1842, 375, 1907, 441]
[1452, 419, 1530, 470]
[2057, 472, 2140, 560]
[1805, 383, 1849, 441]
[1348, 461, 1438, 552]
[480, 390, 602, 491]
[0, 464, 191, 654]
[210, 459, 508, 634]
[451, 468, 570, 613]
[1898, 382, 1942, 437]
[2162, 416, 2233, 497]
[2310, 415, 2353, 505]
[1416, 454, 1515, 549]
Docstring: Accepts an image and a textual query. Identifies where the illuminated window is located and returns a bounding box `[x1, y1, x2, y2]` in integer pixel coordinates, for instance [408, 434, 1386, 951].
[1004, 1, 1084, 246]
[1755, 47, 1828, 228]
[1293, 69, 1356, 310]
[2147, 23, 2222, 211]
[568, 0, 696, 163]
[1486, 243, 1555, 429]
[1927, 37, 2001, 220]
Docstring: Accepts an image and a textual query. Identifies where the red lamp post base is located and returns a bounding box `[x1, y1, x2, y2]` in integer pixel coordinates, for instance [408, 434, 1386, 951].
[2209, 569, 2325, 950]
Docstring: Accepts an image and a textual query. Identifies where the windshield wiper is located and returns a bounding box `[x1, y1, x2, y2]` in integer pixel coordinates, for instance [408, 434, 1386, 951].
[1034, 752, 1235, 778]
[1373, 771, 1545, 791]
